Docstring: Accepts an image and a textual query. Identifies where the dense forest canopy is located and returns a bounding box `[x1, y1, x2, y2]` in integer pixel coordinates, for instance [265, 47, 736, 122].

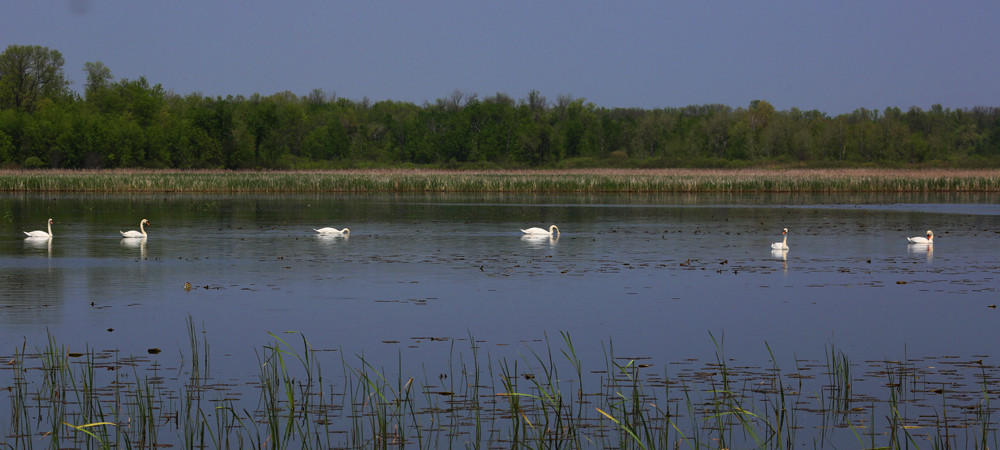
[1, 44, 998, 170]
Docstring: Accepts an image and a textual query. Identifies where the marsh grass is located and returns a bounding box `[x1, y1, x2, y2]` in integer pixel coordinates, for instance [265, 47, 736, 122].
[3, 328, 999, 450]
[3, 168, 1000, 193]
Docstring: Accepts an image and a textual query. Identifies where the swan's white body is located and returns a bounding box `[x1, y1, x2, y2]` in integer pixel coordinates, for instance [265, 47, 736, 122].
[120, 219, 149, 238]
[314, 227, 350, 236]
[24, 219, 53, 238]
[771, 228, 789, 250]
[907, 230, 933, 244]
[521, 225, 560, 236]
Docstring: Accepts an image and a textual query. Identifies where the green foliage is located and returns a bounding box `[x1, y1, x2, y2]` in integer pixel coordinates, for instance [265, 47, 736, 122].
[82, 61, 114, 102]
[0, 128, 14, 164]
[1, 45, 1000, 168]
[0, 44, 72, 113]
[23, 155, 44, 169]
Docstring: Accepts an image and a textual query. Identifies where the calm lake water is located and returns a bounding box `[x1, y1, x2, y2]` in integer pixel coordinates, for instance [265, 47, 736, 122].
[2, 192, 999, 447]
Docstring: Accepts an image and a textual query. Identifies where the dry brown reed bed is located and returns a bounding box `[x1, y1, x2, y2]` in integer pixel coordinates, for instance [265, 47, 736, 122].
[2, 168, 1000, 192]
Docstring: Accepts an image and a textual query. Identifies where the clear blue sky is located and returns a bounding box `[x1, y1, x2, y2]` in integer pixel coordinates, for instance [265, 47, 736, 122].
[4, 0, 998, 115]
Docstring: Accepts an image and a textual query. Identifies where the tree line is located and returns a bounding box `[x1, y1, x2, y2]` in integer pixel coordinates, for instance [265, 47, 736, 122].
[2, 44, 999, 170]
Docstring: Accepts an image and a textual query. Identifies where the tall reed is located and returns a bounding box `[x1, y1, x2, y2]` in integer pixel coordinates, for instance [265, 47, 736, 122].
[4, 168, 1000, 192]
[4, 328, 1000, 449]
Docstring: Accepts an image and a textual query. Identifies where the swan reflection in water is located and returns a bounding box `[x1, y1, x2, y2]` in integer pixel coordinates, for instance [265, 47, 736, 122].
[771, 248, 788, 273]
[907, 243, 933, 263]
[122, 237, 148, 259]
[25, 236, 52, 257]
[316, 233, 349, 245]
[521, 234, 558, 248]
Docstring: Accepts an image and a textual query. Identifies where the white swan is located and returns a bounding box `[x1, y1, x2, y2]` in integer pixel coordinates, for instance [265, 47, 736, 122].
[314, 227, 350, 236]
[907, 230, 933, 244]
[771, 228, 789, 250]
[24, 218, 53, 238]
[120, 219, 149, 238]
[521, 225, 560, 236]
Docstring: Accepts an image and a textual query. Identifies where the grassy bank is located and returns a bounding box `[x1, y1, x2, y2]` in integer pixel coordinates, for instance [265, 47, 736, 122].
[2, 168, 1000, 193]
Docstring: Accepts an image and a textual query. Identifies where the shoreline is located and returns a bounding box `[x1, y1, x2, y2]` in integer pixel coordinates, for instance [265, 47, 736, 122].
[2, 168, 1000, 192]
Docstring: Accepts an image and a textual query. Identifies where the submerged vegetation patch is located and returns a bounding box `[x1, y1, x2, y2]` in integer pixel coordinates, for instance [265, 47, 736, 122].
[3, 168, 1000, 193]
[2, 322, 999, 449]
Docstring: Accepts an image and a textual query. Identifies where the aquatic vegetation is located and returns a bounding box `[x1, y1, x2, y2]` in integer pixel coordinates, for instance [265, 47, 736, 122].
[2, 327, 998, 449]
[3, 168, 1000, 192]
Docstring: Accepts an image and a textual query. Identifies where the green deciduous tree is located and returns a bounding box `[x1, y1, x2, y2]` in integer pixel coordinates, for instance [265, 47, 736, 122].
[5, 45, 1000, 169]
[82, 61, 114, 103]
[0, 128, 14, 164]
[0, 45, 71, 113]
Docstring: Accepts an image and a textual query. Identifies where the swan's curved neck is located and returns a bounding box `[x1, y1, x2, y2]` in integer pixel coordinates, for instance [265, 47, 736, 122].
[140, 221, 147, 236]
[47, 220, 52, 237]
[782, 234, 787, 245]
[550, 225, 560, 235]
